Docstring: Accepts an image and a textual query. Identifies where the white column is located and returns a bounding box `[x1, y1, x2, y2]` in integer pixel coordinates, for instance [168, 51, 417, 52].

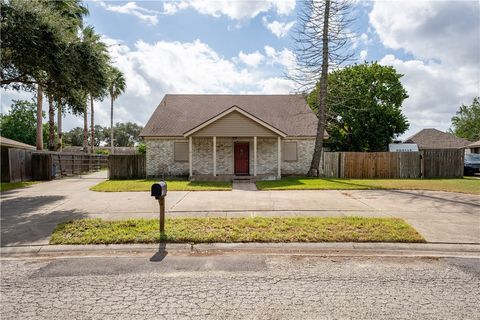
[188, 136, 192, 178]
[253, 136, 257, 176]
[277, 136, 281, 179]
[213, 136, 217, 176]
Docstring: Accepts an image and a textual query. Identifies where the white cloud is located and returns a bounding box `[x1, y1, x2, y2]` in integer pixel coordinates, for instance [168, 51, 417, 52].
[99, 1, 159, 25]
[262, 17, 295, 38]
[258, 77, 296, 93]
[162, 0, 296, 20]
[370, 0, 479, 66]
[264, 45, 296, 70]
[359, 49, 367, 61]
[238, 51, 265, 67]
[370, 1, 480, 137]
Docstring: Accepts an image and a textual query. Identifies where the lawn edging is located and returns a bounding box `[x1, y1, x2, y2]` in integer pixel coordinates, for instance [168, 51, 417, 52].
[255, 177, 480, 194]
[50, 217, 425, 245]
[90, 179, 232, 192]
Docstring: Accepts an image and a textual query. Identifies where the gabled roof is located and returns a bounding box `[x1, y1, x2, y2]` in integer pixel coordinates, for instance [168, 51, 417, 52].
[467, 139, 480, 148]
[404, 128, 471, 149]
[140, 94, 319, 137]
[183, 106, 287, 137]
[0, 136, 36, 150]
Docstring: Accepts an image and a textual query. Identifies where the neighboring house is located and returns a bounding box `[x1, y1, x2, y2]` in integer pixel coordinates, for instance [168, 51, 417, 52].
[466, 140, 480, 154]
[1, 136, 35, 182]
[404, 128, 471, 150]
[140, 94, 324, 180]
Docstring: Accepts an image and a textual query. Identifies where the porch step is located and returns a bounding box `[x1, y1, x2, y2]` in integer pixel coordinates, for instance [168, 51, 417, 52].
[232, 176, 255, 183]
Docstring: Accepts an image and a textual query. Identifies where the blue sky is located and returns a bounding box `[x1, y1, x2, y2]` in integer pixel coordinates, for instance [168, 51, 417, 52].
[1, 0, 479, 139]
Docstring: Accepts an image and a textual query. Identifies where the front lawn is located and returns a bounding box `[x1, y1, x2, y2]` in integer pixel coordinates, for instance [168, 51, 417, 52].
[0, 181, 40, 192]
[256, 177, 480, 194]
[90, 179, 232, 192]
[50, 217, 425, 244]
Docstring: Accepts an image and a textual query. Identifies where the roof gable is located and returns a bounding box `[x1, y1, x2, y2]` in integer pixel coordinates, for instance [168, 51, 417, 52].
[404, 128, 471, 149]
[184, 106, 286, 137]
[140, 94, 318, 137]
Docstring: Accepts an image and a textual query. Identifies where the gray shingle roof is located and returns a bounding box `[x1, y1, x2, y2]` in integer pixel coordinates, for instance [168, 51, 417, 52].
[467, 140, 480, 148]
[404, 128, 471, 149]
[0, 136, 36, 150]
[140, 94, 319, 137]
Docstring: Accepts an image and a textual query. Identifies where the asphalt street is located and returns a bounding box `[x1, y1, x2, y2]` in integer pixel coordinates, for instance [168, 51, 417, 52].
[1, 253, 479, 319]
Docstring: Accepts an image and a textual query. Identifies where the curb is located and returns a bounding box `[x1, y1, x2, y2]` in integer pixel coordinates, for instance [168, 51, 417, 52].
[1, 242, 479, 259]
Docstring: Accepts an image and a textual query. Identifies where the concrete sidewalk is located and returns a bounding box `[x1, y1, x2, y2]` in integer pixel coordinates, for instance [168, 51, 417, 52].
[1, 174, 479, 246]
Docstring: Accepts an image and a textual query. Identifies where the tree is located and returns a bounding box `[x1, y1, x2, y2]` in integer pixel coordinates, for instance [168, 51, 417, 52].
[107, 67, 126, 154]
[1, 0, 88, 150]
[308, 62, 409, 151]
[0, 100, 38, 145]
[63, 127, 85, 146]
[293, 0, 356, 176]
[450, 97, 480, 141]
[103, 122, 143, 147]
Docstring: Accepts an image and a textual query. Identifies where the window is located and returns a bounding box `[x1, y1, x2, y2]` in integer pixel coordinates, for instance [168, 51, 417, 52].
[283, 142, 297, 161]
[174, 142, 188, 161]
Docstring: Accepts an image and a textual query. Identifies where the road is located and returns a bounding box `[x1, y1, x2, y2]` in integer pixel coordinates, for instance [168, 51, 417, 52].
[1, 253, 479, 319]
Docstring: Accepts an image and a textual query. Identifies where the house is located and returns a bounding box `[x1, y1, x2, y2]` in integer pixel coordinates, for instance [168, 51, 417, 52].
[403, 128, 471, 150]
[1, 136, 35, 182]
[466, 140, 480, 154]
[140, 94, 324, 180]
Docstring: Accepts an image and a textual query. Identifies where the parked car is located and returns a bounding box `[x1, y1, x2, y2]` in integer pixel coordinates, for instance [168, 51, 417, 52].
[464, 153, 480, 176]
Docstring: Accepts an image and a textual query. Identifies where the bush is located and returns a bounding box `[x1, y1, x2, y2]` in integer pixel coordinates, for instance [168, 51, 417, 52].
[136, 142, 146, 154]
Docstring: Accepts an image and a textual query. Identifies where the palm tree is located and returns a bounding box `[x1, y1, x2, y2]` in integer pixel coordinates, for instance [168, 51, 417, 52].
[107, 67, 126, 154]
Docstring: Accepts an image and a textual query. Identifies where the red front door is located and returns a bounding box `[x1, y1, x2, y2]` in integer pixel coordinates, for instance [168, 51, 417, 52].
[234, 142, 249, 175]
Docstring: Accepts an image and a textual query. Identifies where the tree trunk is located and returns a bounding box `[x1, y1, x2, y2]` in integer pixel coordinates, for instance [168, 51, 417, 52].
[36, 84, 44, 150]
[307, 0, 330, 177]
[83, 102, 88, 153]
[90, 95, 95, 154]
[48, 95, 55, 151]
[110, 96, 114, 154]
[57, 96, 62, 151]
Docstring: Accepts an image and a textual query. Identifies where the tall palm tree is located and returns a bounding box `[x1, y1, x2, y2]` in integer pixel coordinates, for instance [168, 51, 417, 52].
[107, 67, 126, 154]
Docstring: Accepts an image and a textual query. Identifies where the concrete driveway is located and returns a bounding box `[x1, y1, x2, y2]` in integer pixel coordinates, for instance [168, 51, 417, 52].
[1, 174, 479, 245]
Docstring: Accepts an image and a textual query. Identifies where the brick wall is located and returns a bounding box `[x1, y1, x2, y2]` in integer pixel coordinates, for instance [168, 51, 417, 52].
[146, 137, 315, 178]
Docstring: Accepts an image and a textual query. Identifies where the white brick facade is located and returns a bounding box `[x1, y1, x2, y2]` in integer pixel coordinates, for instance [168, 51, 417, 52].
[145, 137, 315, 179]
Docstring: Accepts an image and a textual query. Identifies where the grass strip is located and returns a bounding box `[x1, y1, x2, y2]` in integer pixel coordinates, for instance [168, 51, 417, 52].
[50, 217, 425, 245]
[0, 181, 40, 192]
[256, 177, 480, 194]
[90, 179, 232, 192]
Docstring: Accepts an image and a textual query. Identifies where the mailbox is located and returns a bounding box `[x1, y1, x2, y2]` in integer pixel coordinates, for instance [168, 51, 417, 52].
[151, 181, 167, 199]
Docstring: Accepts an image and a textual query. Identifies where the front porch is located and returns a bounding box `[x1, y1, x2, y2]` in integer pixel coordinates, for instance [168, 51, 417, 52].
[187, 136, 283, 181]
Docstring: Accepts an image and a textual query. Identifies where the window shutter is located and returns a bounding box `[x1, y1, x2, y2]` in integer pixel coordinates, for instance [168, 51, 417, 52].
[174, 142, 188, 161]
[282, 142, 297, 161]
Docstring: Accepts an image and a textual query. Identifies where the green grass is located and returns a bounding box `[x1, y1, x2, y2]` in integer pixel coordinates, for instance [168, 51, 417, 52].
[256, 177, 480, 194]
[49, 217, 425, 244]
[0, 181, 40, 192]
[90, 179, 232, 192]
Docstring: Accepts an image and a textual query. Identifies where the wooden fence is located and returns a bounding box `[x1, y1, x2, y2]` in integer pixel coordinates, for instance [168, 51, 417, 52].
[108, 154, 145, 179]
[1, 149, 108, 182]
[320, 149, 464, 179]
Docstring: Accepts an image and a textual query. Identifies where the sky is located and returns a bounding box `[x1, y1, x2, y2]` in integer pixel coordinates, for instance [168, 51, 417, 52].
[1, 0, 479, 139]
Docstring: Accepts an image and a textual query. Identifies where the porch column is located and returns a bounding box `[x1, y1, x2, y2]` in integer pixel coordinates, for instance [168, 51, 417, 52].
[213, 136, 217, 176]
[253, 136, 257, 176]
[277, 136, 281, 179]
[188, 136, 192, 178]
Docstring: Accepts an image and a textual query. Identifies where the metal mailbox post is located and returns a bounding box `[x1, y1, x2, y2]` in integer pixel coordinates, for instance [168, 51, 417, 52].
[151, 182, 167, 233]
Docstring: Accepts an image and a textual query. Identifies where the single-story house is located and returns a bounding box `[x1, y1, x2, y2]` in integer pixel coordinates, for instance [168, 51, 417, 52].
[1, 136, 36, 182]
[404, 128, 471, 150]
[466, 140, 480, 154]
[140, 94, 324, 180]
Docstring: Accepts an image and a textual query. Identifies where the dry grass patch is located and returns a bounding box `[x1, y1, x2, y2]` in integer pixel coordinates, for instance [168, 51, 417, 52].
[50, 217, 425, 245]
